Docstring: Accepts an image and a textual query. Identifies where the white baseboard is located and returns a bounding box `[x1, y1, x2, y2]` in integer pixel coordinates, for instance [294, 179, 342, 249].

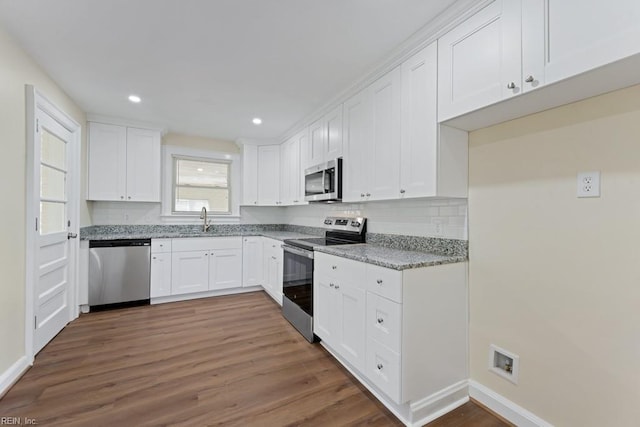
[150, 286, 262, 305]
[0, 356, 31, 398]
[469, 380, 553, 427]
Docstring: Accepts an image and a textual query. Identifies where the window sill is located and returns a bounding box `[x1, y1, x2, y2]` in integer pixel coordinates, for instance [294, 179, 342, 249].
[159, 214, 241, 224]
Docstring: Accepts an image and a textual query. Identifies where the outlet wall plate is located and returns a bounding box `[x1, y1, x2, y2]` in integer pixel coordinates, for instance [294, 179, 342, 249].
[577, 171, 600, 198]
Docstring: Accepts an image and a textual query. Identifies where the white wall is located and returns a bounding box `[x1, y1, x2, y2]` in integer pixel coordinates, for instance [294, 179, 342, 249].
[468, 84, 640, 426]
[0, 26, 86, 374]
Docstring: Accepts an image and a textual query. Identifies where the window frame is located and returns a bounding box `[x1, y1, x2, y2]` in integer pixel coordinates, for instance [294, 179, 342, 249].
[171, 155, 232, 215]
[161, 145, 241, 222]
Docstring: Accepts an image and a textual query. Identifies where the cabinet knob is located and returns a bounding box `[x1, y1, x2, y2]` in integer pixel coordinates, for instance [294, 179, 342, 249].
[377, 318, 384, 324]
[293, 200, 299, 203]
[334, 285, 340, 290]
[329, 283, 334, 287]
[332, 265, 337, 270]
[272, 245, 276, 248]
[120, 196, 124, 199]
[360, 193, 365, 197]
[366, 193, 371, 197]
[205, 253, 209, 256]
[507, 82, 516, 89]
[272, 256, 277, 259]
[254, 201, 257, 205]
[152, 256, 156, 260]
[128, 196, 131, 200]
[377, 279, 383, 285]
[525, 75, 534, 83]
[400, 189, 405, 194]
[377, 363, 383, 370]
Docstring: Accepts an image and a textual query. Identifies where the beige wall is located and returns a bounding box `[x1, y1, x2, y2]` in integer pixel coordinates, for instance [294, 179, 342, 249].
[469, 85, 640, 426]
[0, 26, 87, 373]
[163, 132, 239, 153]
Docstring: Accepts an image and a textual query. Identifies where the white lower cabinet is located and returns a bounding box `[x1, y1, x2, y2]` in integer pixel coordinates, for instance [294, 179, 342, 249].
[242, 236, 263, 287]
[152, 237, 245, 300]
[314, 252, 468, 424]
[262, 238, 283, 305]
[171, 250, 210, 295]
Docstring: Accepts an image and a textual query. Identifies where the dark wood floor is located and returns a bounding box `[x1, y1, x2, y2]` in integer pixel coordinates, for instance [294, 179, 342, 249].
[0, 292, 508, 426]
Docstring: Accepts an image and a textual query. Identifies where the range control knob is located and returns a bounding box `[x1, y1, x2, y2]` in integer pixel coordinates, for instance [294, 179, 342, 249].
[351, 221, 361, 227]
[324, 219, 333, 225]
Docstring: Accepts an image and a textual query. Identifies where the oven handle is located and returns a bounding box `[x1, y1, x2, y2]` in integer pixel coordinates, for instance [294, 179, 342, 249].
[282, 244, 314, 259]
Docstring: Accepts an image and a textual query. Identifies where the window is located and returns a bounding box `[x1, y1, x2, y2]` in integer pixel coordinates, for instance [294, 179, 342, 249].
[172, 157, 231, 214]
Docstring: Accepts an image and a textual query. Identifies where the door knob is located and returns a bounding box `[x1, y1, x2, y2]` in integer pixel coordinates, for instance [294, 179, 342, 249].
[377, 318, 384, 324]
[67, 232, 78, 239]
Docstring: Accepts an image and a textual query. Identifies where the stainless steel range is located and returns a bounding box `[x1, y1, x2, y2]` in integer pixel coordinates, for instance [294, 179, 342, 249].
[282, 216, 366, 342]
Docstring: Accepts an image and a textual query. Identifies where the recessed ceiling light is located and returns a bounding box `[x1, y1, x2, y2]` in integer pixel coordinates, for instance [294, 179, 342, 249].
[128, 95, 141, 103]
[252, 117, 262, 125]
[196, 168, 204, 172]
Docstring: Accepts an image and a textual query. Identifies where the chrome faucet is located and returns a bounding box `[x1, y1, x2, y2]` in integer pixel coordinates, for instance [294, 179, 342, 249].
[200, 207, 211, 232]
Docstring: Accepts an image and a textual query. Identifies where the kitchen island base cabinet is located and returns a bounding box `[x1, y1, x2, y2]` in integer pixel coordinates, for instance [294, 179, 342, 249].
[314, 252, 468, 426]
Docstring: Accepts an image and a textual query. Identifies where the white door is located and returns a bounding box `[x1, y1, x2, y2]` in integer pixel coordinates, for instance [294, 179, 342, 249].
[32, 104, 76, 354]
[242, 145, 259, 205]
[342, 88, 371, 202]
[209, 248, 242, 290]
[369, 66, 402, 201]
[87, 122, 126, 201]
[437, 0, 522, 121]
[150, 253, 172, 298]
[171, 251, 209, 295]
[257, 145, 280, 205]
[337, 282, 366, 371]
[313, 276, 336, 344]
[325, 104, 343, 160]
[400, 42, 438, 198]
[126, 127, 161, 202]
[242, 237, 263, 287]
[308, 117, 326, 166]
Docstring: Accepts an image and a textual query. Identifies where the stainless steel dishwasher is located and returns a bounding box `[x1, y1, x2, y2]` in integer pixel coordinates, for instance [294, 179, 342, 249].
[88, 239, 151, 309]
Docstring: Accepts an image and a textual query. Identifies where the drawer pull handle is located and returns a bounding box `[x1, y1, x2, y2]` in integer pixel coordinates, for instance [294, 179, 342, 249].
[376, 279, 383, 285]
[377, 318, 384, 324]
[377, 363, 383, 370]
[335, 285, 340, 290]
[329, 283, 334, 287]
[507, 82, 516, 89]
[332, 265, 337, 270]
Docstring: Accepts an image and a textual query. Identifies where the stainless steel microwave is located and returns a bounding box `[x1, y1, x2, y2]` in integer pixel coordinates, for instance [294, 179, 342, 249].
[304, 158, 342, 202]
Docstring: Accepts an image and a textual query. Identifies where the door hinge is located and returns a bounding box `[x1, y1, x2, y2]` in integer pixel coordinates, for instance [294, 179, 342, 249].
[34, 316, 37, 329]
[36, 118, 39, 133]
[35, 217, 38, 231]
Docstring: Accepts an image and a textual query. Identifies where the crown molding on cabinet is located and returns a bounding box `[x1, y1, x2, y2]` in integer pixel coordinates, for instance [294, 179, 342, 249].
[234, 137, 281, 148]
[279, 0, 493, 143]
[86, 113, 168, 135]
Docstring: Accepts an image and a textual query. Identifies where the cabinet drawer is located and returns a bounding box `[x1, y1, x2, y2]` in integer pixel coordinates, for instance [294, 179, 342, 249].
[151, 239, 172, 253]
[366, 338, 401, 403]
[366, 292, 401, 353]
[172, 237, 243, 252]
[315, 252, 365, 284]
[365, 264, 402, 303]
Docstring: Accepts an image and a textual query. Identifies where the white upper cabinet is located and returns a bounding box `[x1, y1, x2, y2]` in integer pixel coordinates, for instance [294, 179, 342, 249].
[541, 0, 640, 85]
[279, 135, 303, 206]
[401, 43, 468, 199]
[257, 145, 281, 205]
[88, 122, 161, 202]
[437, 0, 523, 121]
[241, 144, 259, 205]
[304, 105, 344, 169]
[343, 87, 372, 202]
[243, 144, 282, 206]
[368, 66, 402, 201]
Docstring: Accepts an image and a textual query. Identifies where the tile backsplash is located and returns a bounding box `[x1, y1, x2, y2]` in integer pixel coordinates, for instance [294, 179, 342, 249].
[90, 198, 468, 240]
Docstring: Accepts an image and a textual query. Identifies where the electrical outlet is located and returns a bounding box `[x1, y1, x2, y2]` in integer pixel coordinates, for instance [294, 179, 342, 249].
[577, 171, 600, 198]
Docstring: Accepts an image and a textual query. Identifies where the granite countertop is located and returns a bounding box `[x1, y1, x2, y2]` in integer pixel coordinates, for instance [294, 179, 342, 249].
[80, 226, 318, 242]
[314, 244, 466, 271]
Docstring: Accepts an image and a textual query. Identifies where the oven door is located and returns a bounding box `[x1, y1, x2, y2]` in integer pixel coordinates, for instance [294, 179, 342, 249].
[282, 245, 314, 315]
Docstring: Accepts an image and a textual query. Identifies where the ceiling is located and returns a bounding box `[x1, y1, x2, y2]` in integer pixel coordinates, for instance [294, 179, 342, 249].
[0, 0, 460, 141]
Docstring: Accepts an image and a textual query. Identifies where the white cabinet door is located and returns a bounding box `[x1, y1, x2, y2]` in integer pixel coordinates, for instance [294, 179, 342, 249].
[313, 275, 336, 343]
[400, 42, 438, 198]
[541, 0, 640, 85]
[171, 251, 209, 295]
[209, 248, 242, 290]
[368, 66, 402, 201]
[242, 144, 259, 205]
[262, 239, 283, 305]
[125, 127, 161, 202]
[279, 139, 292, 205]
[257, 145, 280, 205]
[438, 0, 522, 121]
[336, 280, 366, 371]
[242, 237, 263, 287]
[325, 104, 343, 160]
[342, 88, 371, 202]
[150, 252, 171, 298]
[308, 117, 326, 166]
[87, 122, 127, 201]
